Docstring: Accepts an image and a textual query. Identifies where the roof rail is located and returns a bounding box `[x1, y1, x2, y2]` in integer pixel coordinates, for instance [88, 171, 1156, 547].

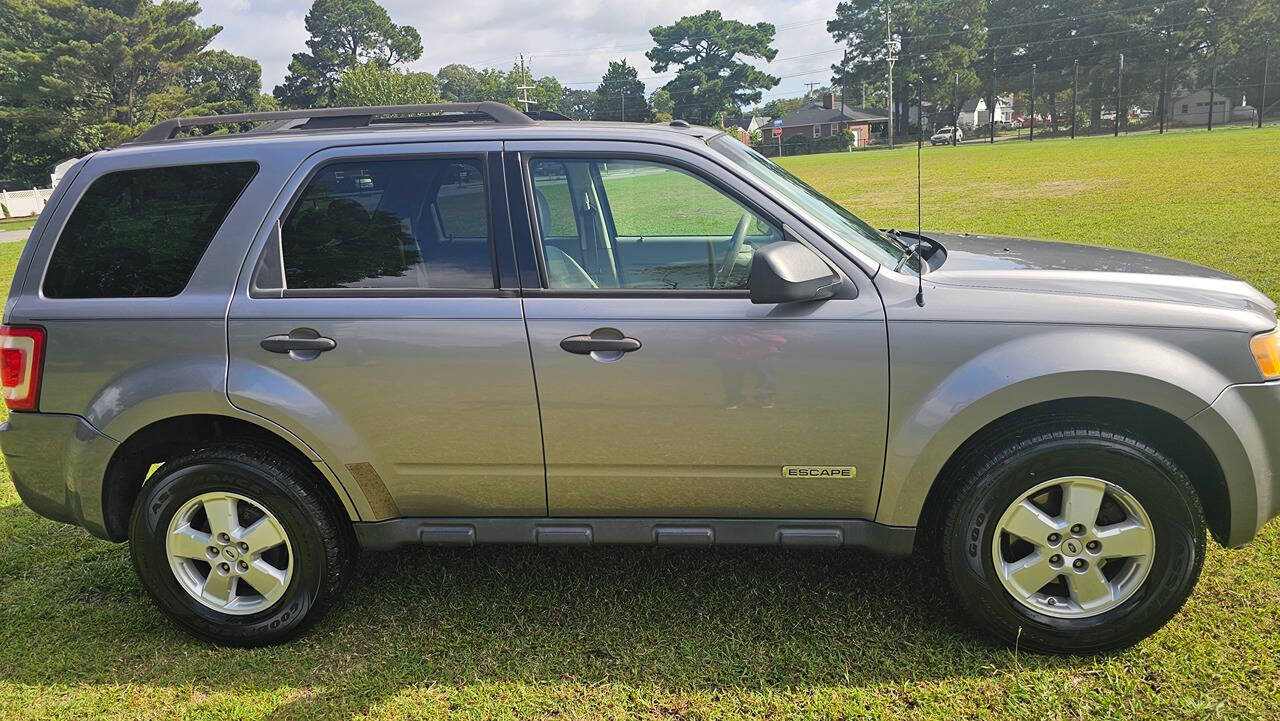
[131, 101, 534, 143]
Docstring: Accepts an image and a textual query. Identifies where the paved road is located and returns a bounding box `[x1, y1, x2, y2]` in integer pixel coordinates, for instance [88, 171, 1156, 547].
[0, 229, 29, 243]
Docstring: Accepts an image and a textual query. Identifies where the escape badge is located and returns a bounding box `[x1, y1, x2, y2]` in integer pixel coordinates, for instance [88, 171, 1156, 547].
[781, 466, 857, 479]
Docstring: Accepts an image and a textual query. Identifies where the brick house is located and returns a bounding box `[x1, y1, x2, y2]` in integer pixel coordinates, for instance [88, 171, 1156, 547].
[775, 93, 889, 148]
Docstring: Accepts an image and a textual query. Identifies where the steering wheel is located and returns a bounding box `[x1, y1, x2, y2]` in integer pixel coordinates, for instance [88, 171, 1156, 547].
[714, 212, 753, 288]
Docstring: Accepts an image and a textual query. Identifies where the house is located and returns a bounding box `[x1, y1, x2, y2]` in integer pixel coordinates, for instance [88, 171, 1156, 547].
[1167, 88, 1233, 126]
[957, 95, 1014, 128]
[775, 93, 888, 148]
[723, 115, 772, 134]
[908, 100, 937, 132]
[721, 115, 772, 144]
[51, 157, 80, 188]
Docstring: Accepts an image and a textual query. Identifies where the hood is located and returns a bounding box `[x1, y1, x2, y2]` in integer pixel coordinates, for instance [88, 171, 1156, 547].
[924, 233, 1276, 316]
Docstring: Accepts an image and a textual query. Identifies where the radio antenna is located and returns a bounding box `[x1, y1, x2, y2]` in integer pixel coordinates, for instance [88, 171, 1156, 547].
[914, 83, 925, 307]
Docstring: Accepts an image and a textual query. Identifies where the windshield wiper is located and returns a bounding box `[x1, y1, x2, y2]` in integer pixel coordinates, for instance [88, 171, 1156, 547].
[883, 227, 908, 249]
[890, 230, 927, 273]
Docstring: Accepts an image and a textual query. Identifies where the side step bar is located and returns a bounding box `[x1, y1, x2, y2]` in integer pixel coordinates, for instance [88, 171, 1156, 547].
[354, 517, 916, 556]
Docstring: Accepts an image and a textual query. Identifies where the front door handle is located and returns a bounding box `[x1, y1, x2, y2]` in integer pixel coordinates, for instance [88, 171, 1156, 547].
[560, 334, 641, 355]
[261, 330, 336, 356]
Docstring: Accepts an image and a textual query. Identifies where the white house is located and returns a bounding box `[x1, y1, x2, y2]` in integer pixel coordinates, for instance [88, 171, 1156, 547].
[51, 157, 79, 188]
[958, 95, 1014, 128]
[1167, 88, 1233, 126]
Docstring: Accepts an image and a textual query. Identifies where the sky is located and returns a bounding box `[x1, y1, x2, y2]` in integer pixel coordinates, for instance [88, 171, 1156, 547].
[200, 0, 851, 107]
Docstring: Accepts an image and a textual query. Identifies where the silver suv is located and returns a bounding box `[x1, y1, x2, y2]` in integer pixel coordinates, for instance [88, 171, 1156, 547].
[3, 103, 1278, 653]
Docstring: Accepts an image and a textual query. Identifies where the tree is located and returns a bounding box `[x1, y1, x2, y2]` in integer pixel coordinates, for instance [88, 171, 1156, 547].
[828, 0, 986, 136]
[274, 0, 423, 108]
[0, 0, 224, 183]
[646, 10, 780, 124]
[334, 64, 440, 106]
[593, 60, 648, 121]
[530, 74, 566, 114]
[649, 88, 674, 121]
[561, 88, 599, 119]
[179, 50, 266, 113]
[438, 64, 507, 103]
[751, 96, 806, 119]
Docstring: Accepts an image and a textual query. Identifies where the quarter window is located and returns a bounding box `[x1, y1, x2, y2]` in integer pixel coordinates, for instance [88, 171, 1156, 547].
[43, 162, 257, 298]
[281, 157, 493, 290]
[529, 158, 783, 290]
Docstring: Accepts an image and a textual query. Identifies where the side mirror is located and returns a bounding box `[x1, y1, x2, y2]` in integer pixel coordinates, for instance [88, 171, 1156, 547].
[748, 241, 841, 304]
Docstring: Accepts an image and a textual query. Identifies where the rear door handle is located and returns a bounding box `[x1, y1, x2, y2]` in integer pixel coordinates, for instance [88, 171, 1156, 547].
[559, 335, 641, 355]
[261, 333, 336, 354]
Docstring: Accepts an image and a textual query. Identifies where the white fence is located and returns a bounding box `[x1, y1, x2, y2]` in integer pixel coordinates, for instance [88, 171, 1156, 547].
[1, 187, 54, 218]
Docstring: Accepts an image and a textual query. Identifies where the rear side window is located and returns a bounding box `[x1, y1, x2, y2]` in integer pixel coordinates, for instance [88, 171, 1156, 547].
[43, 162, 258, 298]
[281, 157, 494, 290]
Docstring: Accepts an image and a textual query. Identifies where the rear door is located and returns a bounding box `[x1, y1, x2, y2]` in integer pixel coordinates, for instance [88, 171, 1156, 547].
[506, 140, 889, 519]
[227, 142, 545, 520]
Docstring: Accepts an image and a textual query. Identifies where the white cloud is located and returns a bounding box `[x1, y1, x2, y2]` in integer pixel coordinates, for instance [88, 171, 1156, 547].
[202, 0, 845, 105]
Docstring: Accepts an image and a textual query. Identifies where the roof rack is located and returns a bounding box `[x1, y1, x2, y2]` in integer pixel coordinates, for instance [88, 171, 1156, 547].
[131, 101, 534, 143]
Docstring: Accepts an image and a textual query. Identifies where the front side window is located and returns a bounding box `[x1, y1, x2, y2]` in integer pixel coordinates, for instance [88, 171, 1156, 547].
[281, 157, 493, 290]
[44, 162, 258, 298]
[529, 158, 782, 290]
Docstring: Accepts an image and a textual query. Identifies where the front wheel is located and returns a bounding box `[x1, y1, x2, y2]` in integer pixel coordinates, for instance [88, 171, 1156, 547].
[129, 444, 356, 646]
[941, 424, 1206, 654]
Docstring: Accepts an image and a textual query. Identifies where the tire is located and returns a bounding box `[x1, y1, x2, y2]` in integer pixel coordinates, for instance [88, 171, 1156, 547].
[941, 423, 1206, 654]
[129, 443, 356, 647]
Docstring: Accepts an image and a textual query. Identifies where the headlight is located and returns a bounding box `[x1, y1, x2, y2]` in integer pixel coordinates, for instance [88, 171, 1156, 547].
[1251, 328, 1280, 379]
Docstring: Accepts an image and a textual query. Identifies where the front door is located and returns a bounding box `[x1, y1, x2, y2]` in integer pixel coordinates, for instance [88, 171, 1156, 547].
[509, 141, 889, 518]
[227, 143, 545, 519]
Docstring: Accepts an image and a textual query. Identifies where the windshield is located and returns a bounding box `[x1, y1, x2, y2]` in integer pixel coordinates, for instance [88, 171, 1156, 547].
[708, 135, 910, 270]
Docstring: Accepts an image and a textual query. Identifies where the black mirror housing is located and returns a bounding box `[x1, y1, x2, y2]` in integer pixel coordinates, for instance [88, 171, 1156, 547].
[748, 241, 842, 304]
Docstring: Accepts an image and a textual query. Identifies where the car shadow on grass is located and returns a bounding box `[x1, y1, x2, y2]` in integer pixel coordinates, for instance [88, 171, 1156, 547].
[0, 500, 1085, 716]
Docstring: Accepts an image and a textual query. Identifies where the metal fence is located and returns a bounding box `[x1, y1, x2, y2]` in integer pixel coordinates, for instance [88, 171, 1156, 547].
[751, 38, 1275, 156]
[938, 48, 1277, 143]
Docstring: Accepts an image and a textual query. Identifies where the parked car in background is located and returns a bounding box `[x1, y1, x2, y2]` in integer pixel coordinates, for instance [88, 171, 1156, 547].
[930, 126, 963, 145]
[3, 103, 1279, 656]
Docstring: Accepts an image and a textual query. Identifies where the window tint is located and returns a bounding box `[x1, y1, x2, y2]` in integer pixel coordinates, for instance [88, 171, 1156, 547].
[282, 157, 493, 290]
[529, 158, 782, 291]
[43, 162, 257, 298]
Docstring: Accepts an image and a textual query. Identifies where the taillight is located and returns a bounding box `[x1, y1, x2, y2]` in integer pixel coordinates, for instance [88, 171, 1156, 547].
[0, 325, 45, 412]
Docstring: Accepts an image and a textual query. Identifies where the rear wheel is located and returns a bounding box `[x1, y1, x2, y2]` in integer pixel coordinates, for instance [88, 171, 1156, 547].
[941, 424, 1206, 654]
[129, 444, 355, 646]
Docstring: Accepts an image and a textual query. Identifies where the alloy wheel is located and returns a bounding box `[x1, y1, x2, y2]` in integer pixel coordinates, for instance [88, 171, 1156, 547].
[991, 476, 1155, 619]
[165, 491, 294, 615]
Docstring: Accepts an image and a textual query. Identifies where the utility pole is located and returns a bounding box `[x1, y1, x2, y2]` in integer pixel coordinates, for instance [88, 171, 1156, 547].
[1205, 6, 1218, 131]
[1259, 44, 1269, 128]
[1030, 63, 1037, 141]
[885, 6, 899, 149]
[1071, 59, 1078, 139]
[1160, 48, 1170, 133]
[804, 81, 821, 98]
[990, 65, 997, 143]
[1116, 53, 1124, 137]
[1208, 43, 1218, 131]
[862, 82, 867, 107]
[951, 72, 959, 144]
[516, 55, 537, 113]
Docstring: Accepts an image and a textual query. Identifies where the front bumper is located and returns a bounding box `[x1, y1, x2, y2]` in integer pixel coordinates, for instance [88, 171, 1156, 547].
[1187, 379, 1280, 546]
[0, 412, 118, 539]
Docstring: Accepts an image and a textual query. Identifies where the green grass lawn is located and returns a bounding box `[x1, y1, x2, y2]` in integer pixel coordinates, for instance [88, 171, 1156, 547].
[1, 128, 1278, 720]
[0, 216, 36, 232]
[780, 124, 1280, 300]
